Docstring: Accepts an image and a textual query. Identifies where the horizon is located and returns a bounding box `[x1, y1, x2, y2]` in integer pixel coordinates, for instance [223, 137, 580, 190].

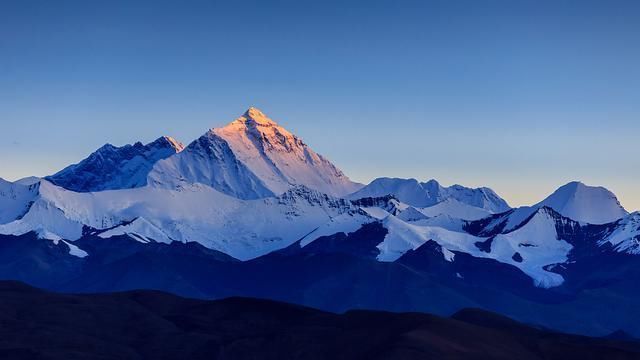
[2, 1, 639, 210]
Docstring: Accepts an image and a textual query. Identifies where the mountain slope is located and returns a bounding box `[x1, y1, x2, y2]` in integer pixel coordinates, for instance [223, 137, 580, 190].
[418, 198, 493, 221]
[359, 207, 572, 288]
[0, 179, 367, 260]
[0, 178, 39, 224]
[148, 130, 275, 199]
[47, 136, 184, 192]
[349, 178, 510, 213]
[602, 212, 640, 254]
[212, 107, 363, 196]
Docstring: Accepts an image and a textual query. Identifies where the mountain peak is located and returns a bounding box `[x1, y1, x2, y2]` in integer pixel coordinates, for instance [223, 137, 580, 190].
[536, 181, 628, 224]
[151, 136, 185, 152]
[198, 108, 362, 197]
[238, 107, 278, 127]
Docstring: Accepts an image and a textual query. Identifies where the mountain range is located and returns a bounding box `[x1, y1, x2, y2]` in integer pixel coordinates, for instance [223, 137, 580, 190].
[1, 108, 639, 338]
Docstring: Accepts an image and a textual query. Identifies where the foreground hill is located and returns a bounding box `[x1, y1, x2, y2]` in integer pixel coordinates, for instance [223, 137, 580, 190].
[0, 281, 637, 360]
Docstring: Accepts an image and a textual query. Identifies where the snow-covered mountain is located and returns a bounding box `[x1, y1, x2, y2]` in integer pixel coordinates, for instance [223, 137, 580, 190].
[148, 130, 275, 199]
[0, 178, 40, 224]
[2, 109, 640, 339]
[150, 108, 362, 198]
[328, 201, 574, 287]
[348, 178, 510, 213]
[601, 212, 640, 254]
[1, 107, 639, 295]
[0, 176, 367, 259]
[534, 181, 628, 224]
[3, 176, 580, 287]
[214, 108, 363, 197]
[0, 179, 368, 260]
[47, 136, 184, 192]
[467, 181, 630, 238]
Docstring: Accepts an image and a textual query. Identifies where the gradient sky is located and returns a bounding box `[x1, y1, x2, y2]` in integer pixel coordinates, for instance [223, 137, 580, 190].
[1, 0, 639, 210]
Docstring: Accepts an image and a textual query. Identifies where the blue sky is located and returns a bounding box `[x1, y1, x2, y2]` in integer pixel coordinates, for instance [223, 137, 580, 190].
[1, 0, 639, 210]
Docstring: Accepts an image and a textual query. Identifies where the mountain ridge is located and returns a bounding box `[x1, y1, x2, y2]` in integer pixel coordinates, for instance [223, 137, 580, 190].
[46, 136, 184, 192]
[348, 177, 511, 213]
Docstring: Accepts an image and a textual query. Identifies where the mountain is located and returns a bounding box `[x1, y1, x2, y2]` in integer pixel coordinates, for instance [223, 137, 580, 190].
[602, 212, 640, 254]
[150, 107, 362, 198]
[0, 282, 638, 360]
[0, 177, 369, 260]
[349, 205, 573, 288]
[2, 107, 640, 340]
[0, 178, 40, 224]
[47, 136, 184, 192]
[147, 130, 275, 199]
[349, 177, 510, 213]
[465, 181, 629, 238]
[534, 181, 628, 224]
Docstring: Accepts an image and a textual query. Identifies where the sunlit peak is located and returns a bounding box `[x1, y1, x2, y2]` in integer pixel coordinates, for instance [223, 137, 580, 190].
[241, 107, 277, 126]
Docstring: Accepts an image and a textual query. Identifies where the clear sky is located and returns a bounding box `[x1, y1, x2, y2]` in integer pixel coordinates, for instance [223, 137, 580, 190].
[1, 0, 639, 210]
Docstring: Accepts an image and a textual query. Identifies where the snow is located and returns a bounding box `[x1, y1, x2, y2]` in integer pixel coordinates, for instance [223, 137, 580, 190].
[349, 178, 439, 207]
[37, 229, 62, 241]
[395, 207, 429, 222]
[373, 208, 572, 287]
[601, 212, 640, 254]
[61, 240, 89, 258]
[47, 137, 184, 192]
[211, 108, 363, 197]
[148, 130, 275, 200]
[161, 136, 185, 153]
[98, 217, 173, 244]
[149, 108, 362, 199]
[361, 207, 392, 220]
[349, 178, 510, 213]
[14, 177, 41, 186]
[300, 211, 374, 246]
[0, 180, 360, 261]
[376, 215, 482, 262]
[1, 108, 637, 290]
[409, 214, 466, 232]
[0, 186, 86, 241]
[480, 182, 629, 235]
[0, 178, 39, 224]
[0, 177, 626, 288]
[442, 247, 456, 262]
[33, 229, 88, 258]
[491, 209, 573, 288]
[418, 198, 492, 221]
[535, 181, 627, 224]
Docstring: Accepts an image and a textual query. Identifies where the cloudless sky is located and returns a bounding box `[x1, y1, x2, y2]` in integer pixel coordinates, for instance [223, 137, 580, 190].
[1, 0, 639, 210]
